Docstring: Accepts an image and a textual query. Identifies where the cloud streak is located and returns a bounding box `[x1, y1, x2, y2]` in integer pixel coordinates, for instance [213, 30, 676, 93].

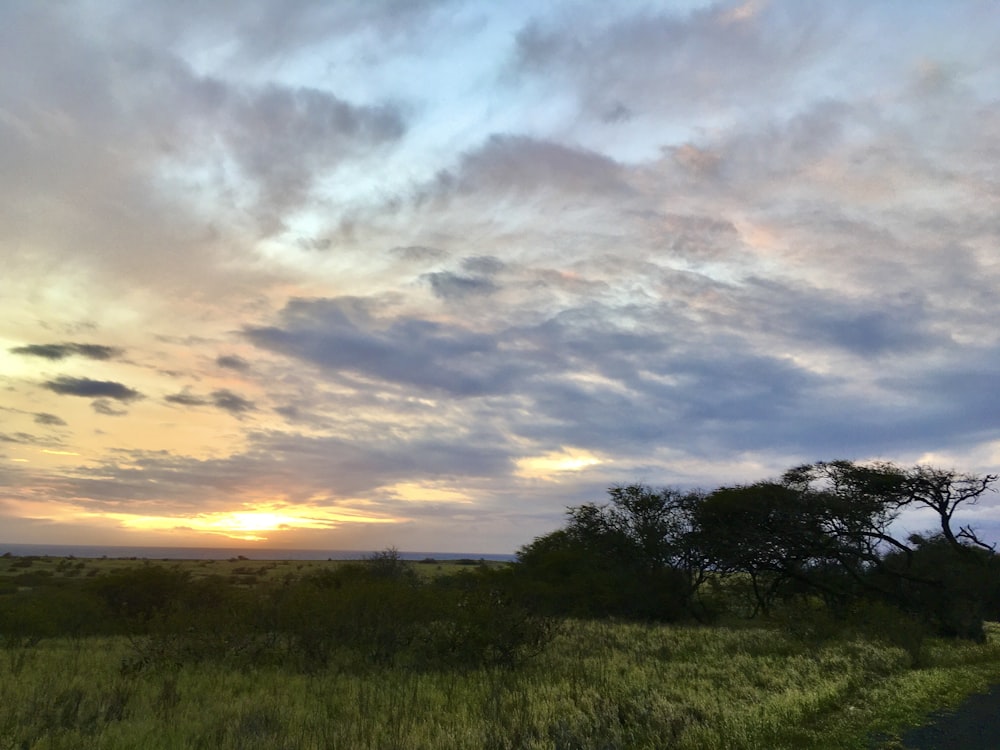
[12, 343, 123, 361]
[216, 355, 251, 372]
[42, 377, 143, 402]
[34, 413, 67, 427]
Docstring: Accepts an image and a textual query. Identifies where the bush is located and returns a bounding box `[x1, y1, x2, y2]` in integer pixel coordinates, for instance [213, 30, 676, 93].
[513, 529, 691, 621]
[0, 585, 107, 640]
[87, 566, 192, 633]
[423, 570, 559, 669]
[874, 537, 998, 642]
[271, 564, 430, 669]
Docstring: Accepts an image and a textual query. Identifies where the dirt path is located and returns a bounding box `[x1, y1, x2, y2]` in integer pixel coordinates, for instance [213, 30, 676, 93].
[892, 684, 1000, 749]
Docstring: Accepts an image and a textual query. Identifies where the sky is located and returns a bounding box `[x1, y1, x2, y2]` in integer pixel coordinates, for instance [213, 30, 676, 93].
[2, 0, 999, 553]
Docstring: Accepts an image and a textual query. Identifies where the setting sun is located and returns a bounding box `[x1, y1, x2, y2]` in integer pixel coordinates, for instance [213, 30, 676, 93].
[105, 506, 402, 543]
[195, 512, 310, 541]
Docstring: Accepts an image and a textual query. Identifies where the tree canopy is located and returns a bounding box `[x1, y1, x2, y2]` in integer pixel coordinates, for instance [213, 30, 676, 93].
[513, 460, 999, 639]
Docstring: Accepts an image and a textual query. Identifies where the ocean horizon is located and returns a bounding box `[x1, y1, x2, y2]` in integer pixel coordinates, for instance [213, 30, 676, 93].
[0, 542, 516, 562]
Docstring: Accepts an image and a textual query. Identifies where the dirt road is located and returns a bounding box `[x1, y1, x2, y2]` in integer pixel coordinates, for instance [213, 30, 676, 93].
[895, 684, 1000, 749]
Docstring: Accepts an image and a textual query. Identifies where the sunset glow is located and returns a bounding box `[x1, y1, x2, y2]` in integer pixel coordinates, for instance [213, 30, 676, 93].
[517, 450, 604, 480]
[111, 507, 402, 543]
[187, 511, 334, 542]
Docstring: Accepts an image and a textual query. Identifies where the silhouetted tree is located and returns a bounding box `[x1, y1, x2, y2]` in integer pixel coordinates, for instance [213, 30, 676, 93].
[697, 460, 999, 638]
[515, 484, 706, 620]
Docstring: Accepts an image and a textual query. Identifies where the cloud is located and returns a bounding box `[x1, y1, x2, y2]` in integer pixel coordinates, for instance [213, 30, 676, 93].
[0, 2, 410, 299]
[11, 343, 123, 361]
[211, 389, 256, 416]
[462, 256, 505, 275]
[219, 83, 406, 231]
[725, 278, 943, 358]
[296, 236, 332, 252]
[0, 7, 253, 295]
[43, 377, 142, 402]
[165, 390, 209, 407]
[216, 355, 250, 371]
[444, 134, 629, 197]
[602, 102, 632, 123]
[244, 297, 536, 397]
[236, 290, 829, 462]
[91, 399, 129, 417]
[274, 405, 306, 423]
[30, 423, 517, 518]
[165, 388, 255, 416]
[424, 271, 498, 300]
[510, 3, 839, 130]
[420, 256, 506, 301]
[33, 413, 67, 427]
[236, 273, 1000, 475]
[389, 245, 447, 262]
[0, 432, 39, 444]
[131, 1, 449, 65]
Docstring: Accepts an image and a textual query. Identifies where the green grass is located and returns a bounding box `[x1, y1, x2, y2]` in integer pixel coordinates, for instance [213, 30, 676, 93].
[3, 620, 1000, 749]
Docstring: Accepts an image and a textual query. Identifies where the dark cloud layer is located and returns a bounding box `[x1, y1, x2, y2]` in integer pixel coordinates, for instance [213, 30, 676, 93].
[241, 268, 1000, 471]
[244, 297, 535, 397]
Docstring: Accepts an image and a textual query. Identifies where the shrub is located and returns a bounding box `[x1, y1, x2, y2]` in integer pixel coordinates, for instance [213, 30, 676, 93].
[87, 565, 192, 633]
[423, 570, 559, 669]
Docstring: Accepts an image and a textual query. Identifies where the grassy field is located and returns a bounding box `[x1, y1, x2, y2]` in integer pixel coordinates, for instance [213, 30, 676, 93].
[3, 555, 1000, 749]
[0, 552, 498, 587]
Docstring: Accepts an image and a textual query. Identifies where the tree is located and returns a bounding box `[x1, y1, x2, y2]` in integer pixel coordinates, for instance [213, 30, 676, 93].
[898, 466, 997, 555]
[696, 460, 999, 638]
[515, 484, 706, 620]
[514, 462, 996, 639]
[694, 481, 830, 614]
[364, 546, 418, 583]
[876, 534, 998, 641]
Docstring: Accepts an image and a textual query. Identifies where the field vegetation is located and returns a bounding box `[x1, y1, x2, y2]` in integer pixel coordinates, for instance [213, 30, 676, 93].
[3, 459, 1000, 748]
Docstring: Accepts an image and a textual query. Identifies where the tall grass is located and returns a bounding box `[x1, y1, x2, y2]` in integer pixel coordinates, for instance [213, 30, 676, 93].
[4, 621, 1000, 749]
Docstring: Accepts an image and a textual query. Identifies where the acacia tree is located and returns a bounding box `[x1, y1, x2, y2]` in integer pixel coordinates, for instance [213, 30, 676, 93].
[693, 481, 836, 615]
[899, 465, 997, 554]
[885, 465, 997, 640]
[697, 460, 999, 638]
[782, 461, 997, 557]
